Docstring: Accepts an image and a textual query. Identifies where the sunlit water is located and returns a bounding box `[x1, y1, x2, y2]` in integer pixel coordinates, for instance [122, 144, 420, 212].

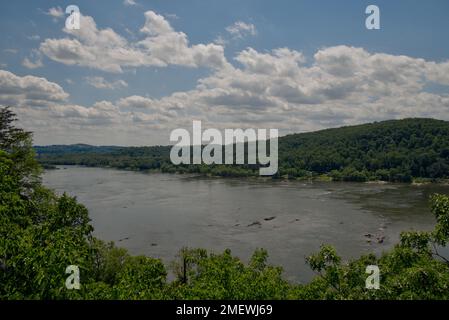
[42, 166, 449, 283]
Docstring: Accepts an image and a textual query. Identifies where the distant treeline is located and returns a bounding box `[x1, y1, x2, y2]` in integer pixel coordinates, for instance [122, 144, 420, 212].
[35, 118, 449, 182]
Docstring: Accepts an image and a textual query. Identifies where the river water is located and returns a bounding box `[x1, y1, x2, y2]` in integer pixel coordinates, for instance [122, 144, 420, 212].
[42, 166, 449, 283]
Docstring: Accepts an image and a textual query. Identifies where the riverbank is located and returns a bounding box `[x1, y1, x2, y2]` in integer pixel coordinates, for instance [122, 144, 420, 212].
[43, 163, 449, 186]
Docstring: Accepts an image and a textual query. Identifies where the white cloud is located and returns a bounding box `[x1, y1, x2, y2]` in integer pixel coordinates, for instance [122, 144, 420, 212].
[37, 11, 229, 73]
[85, 76, 128, 89]
[226, 21, 257, 39]
[214, 35, 227, 46]
[139, 11, 174, 35]
[116, 95, 155, 109]
[47, 102, 121, 125]
[22, 57, 43, 69]
[123, 0, 137, 6]
[45, 6, 64, 19]
[0, 69, 68, 107]
[9, 12, 449, 146]
[426, 61, 449, 85]
[22, 49, 44, 69]
[235, 47, 306, 76]
[27, 35, 41, 41]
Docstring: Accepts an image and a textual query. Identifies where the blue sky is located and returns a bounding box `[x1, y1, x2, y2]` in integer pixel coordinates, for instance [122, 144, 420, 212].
[1, 0, 449, 145]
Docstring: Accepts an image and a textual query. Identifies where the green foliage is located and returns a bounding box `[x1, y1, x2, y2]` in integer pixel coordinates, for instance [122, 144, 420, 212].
[113, 255, 167, 299]
[431, 194, 449, 246]
[90, 239, 129, 285]
[168, 248, 290, 300]
[1, 107, 41, 191]
[0, 147, 92, 298]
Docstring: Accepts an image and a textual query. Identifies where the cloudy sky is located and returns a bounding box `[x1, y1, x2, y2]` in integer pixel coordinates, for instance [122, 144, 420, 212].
[1, 0, 449, 146]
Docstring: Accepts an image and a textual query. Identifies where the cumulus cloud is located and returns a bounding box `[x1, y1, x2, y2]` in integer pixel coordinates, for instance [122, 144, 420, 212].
[0, 69, 68, 107]
[8, 22, 449, 146]
[85, 76, 128, 89]
[37, 11, 229, 73]
[426, 61, 449, 85]
[226, 21, 257, 39]
[47, 101, 122, 126]
[113, 45, 448, 136]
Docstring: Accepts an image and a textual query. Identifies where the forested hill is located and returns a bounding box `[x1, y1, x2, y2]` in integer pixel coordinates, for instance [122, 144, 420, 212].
[278, 118, 449, 182]
[35, 118, 449, 182]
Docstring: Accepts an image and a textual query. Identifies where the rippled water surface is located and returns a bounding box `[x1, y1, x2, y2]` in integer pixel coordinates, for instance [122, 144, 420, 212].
[43, 166, 449, 283]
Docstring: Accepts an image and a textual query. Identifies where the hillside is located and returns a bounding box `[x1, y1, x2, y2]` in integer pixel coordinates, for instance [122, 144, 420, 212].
[34, 144, 123, 155]
[35, 118, 449, 182]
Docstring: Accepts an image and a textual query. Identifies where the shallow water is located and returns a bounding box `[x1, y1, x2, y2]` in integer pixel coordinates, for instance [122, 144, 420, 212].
[42, 166, 449, 283]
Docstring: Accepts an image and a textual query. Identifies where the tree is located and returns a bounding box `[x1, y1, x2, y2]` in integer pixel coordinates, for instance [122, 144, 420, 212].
[0, 107, 41, 193]
[0, 107, 95, 299]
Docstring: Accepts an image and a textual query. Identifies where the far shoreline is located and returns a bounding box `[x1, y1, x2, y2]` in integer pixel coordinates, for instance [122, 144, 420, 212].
[42, 164, 449, 186]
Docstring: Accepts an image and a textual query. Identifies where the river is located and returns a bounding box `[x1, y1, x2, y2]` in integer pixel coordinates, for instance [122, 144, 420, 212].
[42, 166, 449, 283]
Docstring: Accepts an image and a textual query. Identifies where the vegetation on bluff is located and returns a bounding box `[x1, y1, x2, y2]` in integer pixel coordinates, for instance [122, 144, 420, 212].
[2, 107, 449, 299]
[36, 118, 449, 182]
